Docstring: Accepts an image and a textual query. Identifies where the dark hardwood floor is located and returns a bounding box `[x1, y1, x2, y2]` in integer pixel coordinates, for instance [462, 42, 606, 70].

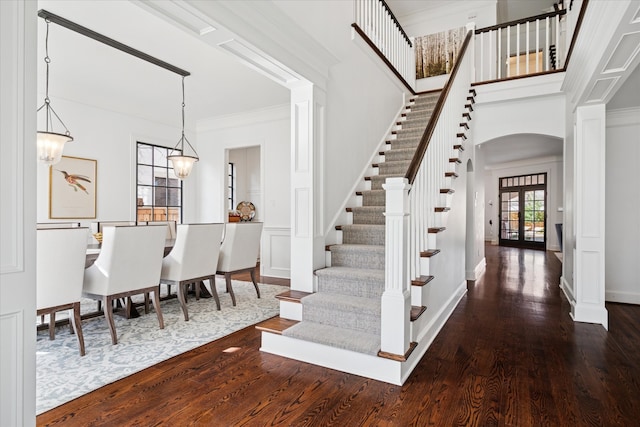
[37, 246, 640, 426]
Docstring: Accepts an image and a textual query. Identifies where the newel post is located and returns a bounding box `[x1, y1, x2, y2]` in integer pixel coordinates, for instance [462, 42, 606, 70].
[380, 177, 411, 356]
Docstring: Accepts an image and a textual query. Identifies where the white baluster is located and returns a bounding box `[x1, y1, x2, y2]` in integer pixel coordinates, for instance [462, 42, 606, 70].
[525, 21, 530, 75]
[536, 19, 540, 73]
[545, 16, 550, 71]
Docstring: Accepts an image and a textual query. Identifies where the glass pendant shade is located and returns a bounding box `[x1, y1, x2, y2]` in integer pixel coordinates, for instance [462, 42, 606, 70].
[37, 131, 73, 165]
[168, 154, 198, 180]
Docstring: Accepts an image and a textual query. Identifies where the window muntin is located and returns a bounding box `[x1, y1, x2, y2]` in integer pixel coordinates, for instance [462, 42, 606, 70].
[136, 142, 182, 223]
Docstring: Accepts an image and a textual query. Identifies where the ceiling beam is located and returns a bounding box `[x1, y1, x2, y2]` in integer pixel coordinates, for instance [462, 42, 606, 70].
[38, 9, 190, 77]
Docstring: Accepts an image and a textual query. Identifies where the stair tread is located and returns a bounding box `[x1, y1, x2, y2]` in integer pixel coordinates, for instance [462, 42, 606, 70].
[255, 317, 299, 335]
[412, 275, 435, 286]
[316, 266, 385, 280]
[275, 290, 312, 303]
[282, 321, 381, 356]
[410, 306, 427, 321]
[421, 249, 441, 257]
[329, 243, 384, 253]
[303, 293, 381, 318]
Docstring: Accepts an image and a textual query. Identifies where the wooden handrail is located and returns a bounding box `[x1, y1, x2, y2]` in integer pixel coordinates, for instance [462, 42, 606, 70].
[379, 0, 413, 47]
[405, 30, 472, 185]
[351, 23, 415, 94]
[475, 9, 566, 34]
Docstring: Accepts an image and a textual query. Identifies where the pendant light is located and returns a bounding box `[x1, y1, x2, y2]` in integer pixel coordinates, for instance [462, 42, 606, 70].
[168, 76, 199, 180]
[37, 19, 73, 165]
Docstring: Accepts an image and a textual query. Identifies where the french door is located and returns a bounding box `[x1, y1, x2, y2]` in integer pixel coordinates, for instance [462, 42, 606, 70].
[499, 173, 547, 249]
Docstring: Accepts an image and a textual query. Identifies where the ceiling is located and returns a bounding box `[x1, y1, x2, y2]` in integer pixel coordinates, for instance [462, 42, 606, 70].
[386, 0, 559, 24]
[37, 0, 290, 129]
[478, 134, 563, 167]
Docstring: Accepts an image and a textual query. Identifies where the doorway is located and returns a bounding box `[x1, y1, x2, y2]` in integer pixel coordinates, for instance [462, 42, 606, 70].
[499, 173, 547, 249]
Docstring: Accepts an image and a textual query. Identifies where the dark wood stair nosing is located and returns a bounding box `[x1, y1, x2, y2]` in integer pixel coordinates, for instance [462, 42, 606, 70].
[428, 227, 446, 234]
[435, 207, 451, 212]
[449, 158, 462, 164]
[378, 341, 418, 362]
[463, 112, 472, 120]
[440, 188, 454, 194]
[459, 122, 469, 130]
[456, 133, 467, 140]
[467, 96, 476, 104]
[255, 316, 299, 335]
[410, 305, 427, 321]
[465, 103, 474, 112]
[420, 249, 441, 258]
[275, 290, 312, 303]
[445, 171, 459, 178]
[469, 88, 477, 97]
[411, 275, 435, 286]
[453, 144, 464, 151]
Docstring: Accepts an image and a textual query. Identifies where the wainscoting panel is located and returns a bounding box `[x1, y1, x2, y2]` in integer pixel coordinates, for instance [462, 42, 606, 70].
[262, 227, 291, 278]
[0, 311, 23, 427]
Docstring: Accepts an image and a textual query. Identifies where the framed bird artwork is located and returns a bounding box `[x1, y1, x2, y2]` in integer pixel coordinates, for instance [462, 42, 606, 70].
[49, 155, 97, 219]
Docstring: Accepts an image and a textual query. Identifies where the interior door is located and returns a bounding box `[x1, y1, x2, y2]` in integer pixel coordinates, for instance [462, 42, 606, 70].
[499, 173, 547, 249]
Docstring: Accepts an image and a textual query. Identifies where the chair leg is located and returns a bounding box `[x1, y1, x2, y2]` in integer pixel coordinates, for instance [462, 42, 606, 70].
[208, 276, 221, 310]
[177, 282, 189, 321]
[144, 292, 150, 314]
[250, 268, 261, 299]
[49, 312, 56, 340]
[225, 273, 236, 306]
[71, 302, 86, 356]
[105, 296, 118, 345]
[151, 288, 164, 329]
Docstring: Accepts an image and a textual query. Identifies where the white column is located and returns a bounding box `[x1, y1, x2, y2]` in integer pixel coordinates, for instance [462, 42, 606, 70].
[289, 83, 326, 292]
[572, 104, 608, 329]
[381, 177, 411, 355]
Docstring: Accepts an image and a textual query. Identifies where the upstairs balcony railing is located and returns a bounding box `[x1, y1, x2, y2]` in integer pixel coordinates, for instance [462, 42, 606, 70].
[475, 10, 566, 82]
[353, 0, 416, 92]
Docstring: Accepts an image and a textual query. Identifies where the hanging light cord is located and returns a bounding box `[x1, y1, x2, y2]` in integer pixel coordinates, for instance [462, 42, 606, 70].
[172, 76, 198, 158]
[37, 19, 71, 136]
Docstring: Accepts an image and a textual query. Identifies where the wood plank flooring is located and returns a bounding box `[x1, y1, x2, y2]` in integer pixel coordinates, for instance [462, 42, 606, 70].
[37, 246, 640, 426]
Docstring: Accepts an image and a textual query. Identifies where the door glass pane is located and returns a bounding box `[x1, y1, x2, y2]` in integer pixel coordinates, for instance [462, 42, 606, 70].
[500, 191, 519, 240]
[138, 165, 153, 186]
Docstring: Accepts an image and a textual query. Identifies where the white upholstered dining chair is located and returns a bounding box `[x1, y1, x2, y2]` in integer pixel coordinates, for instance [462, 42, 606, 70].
[216, 222, 263, 306]
[160, 223, 224, 320]
[82, 225, 167, 345]
[37, 227, 89, 356]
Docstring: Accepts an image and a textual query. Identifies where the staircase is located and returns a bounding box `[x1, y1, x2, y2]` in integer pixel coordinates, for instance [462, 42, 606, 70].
[279, 92, 441, 354]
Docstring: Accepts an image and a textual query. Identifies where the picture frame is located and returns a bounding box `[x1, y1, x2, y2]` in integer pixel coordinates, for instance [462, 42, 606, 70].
[49, 155, 97, 219]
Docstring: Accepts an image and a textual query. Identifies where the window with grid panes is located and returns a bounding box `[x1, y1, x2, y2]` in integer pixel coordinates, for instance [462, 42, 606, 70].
[136, 142, 182, 223]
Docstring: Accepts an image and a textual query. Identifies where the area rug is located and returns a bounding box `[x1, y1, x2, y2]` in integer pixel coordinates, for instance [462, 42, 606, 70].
[36, 279, 282, 414]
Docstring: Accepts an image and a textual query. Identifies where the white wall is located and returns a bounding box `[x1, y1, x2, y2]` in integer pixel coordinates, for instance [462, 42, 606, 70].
[605, 108, 640, 304]
[484, 156, 564, 250]
[400, 0, 497, 92]
[196, 105, 291, 278]
[35, 97, 194, 226]
[323, 48, 407, 234]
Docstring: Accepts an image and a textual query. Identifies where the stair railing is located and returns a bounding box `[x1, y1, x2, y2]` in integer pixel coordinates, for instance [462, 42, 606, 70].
[381, 29, 473, 357]
[352, 0, 415, 92]
[475, 9, 567, 82]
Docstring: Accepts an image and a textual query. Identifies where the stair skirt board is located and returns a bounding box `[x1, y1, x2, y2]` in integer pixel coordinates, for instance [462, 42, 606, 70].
[261, 332, 406, 385]
[261, 280, 466, 386]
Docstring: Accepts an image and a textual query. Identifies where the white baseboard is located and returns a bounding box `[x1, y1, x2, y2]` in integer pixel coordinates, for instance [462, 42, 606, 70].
[466, 257, 486, 281]
[605, 290, 640, 305]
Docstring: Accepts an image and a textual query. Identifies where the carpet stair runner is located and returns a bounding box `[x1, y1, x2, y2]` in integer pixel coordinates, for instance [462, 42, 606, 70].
[283, 91, 443, 356]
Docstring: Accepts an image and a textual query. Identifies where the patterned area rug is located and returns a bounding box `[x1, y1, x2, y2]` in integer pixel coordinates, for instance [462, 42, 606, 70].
[36, 279, 282, 415]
